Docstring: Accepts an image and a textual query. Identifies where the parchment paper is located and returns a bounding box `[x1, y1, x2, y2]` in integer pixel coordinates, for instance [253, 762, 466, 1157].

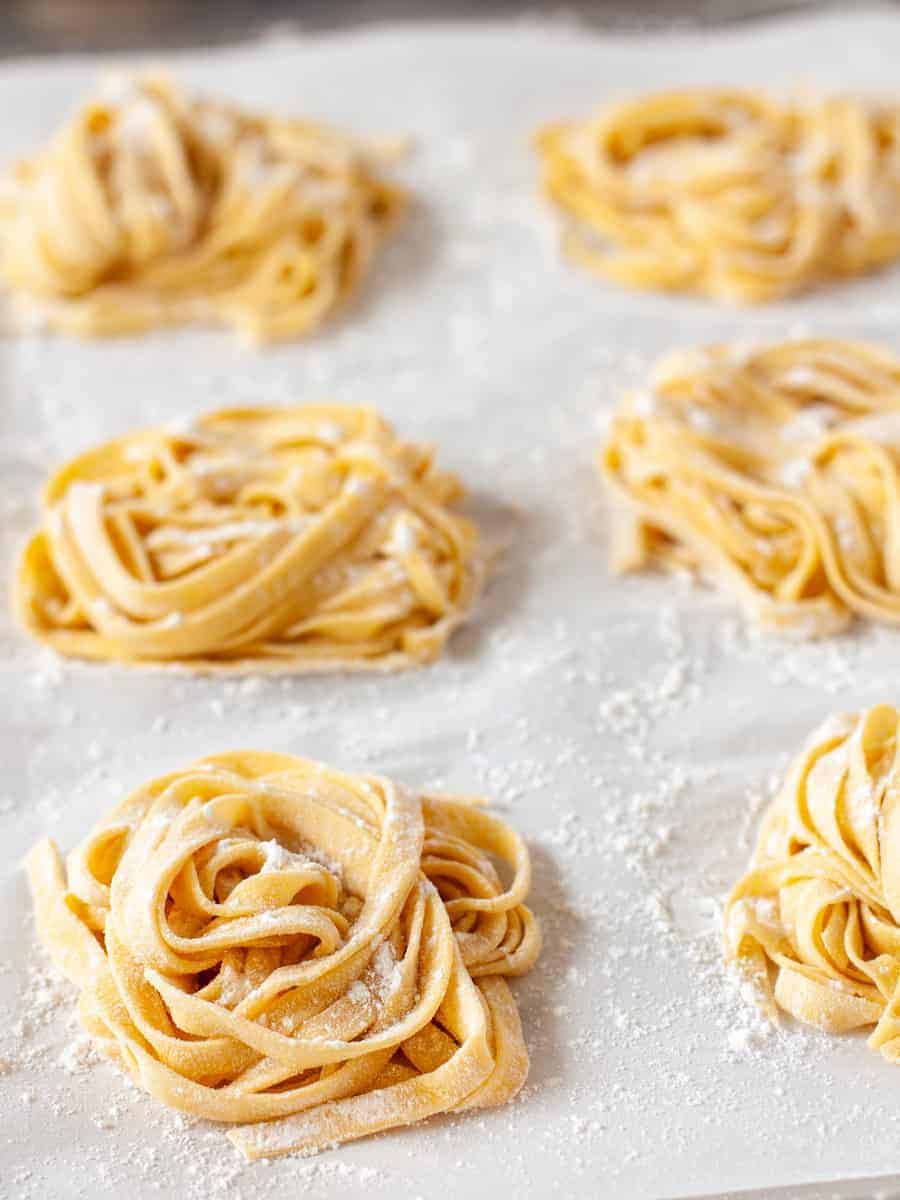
[4, 10, 900, 1199]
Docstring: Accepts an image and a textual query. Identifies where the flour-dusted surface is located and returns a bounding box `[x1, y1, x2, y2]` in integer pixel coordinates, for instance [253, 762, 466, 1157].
[6, 10, 900, 1199]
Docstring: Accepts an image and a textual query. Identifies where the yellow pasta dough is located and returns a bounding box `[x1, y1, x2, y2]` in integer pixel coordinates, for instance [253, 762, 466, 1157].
[26, 752, 541, 1156]
[536, 89, 900, 302]
[14, 405, 485, 671]
[601, 338, 900, 637]
[725, 704, 900, 1056]
[0, 75, 405, 341]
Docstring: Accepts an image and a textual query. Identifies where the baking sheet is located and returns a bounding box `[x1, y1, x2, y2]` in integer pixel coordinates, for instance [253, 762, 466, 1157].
[5, 9, 900, 1198]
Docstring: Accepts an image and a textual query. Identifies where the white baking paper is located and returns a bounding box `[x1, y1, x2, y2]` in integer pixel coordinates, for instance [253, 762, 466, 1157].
[4, 9, 900, 1198]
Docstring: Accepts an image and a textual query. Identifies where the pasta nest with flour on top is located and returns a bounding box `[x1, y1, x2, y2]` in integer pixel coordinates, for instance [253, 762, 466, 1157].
[26, 752, 541, 1157]
[0, 75, 406, 341]
[726, 705, 900, 1061]
[601, 338, 900, 637]
[14, 405, 485, 671]
[536, 89, 900, 302]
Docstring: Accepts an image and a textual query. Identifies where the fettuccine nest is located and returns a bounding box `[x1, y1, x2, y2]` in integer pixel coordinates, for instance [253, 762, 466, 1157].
[15, 405, 485, 672]
[0, 75, 405, 341]
[27, 752, 540, 1157]
[536, 89, 900, 302]
[602, 338, 900, 636]
[726, 705, 900, 1059]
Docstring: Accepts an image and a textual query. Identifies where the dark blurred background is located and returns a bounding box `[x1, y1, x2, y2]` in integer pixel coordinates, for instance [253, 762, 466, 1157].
[3, 0, 893, 55]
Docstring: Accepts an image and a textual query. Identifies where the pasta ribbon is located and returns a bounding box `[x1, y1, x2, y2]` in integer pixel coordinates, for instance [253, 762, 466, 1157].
[15, 405, 485, 671]
[725, 705, 900, 1055]
[536, 89, 900, 302]
[0, 75, 405, 341]
[601, 338, 900, 636]
[26, 752, 540, 1157]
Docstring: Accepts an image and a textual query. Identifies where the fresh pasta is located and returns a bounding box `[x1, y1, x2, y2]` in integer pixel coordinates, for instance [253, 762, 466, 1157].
[601, 338, 900, 637]
[725, 705, 900, 1056]
[536, 89, 900, 303]
[0, 75, 405, 341]
[14, 405, 485, 671]
[26, 752, 541, 1157]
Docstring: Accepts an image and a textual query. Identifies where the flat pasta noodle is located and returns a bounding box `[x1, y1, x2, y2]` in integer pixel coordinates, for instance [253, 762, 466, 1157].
[14, 405, 486, 671]
[535, 88, 900, 303]
[724, 704, 900, 1057]
[601, 338, 900, 637]
[26, 752, 541, 1158]
[0, 74, 406, 342]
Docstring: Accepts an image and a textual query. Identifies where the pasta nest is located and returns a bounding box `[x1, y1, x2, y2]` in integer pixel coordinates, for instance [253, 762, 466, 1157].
[601, 338, 900, 637]
[0, 75, 405, 341]
[27, 752, 540, 1156]
[726, 705, 900, 1061]
[536, 89, 900, 302]
[15, 405, 485, 671]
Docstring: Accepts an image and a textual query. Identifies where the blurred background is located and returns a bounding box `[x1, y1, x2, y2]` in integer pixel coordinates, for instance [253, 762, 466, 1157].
[3, 0, 895, 55]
